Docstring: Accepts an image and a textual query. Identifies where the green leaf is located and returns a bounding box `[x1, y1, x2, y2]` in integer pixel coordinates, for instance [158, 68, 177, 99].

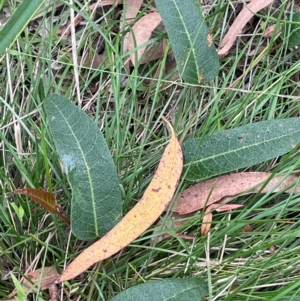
[111, 278, 208, 301]
[44, 94, 122, 240]
[0, 0, 46, 57]
[284, 12, 300, 48]
[155, 0, 219, 83]
[183, 118, 300, 181]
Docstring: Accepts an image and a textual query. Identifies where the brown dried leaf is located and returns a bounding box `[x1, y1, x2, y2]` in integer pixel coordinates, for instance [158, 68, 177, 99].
[49, 283, 59, 301]
[122, 0, 144, 55]
[124, 0, 144, 23]
[212, 204, 244, 212]
[200, 203, 244, 235]
[218, 0, 275, 57]
[58, 117, 183, 282]
[14, 188, 57, 213]
[14, 188, 70, 224]
[127, 12, 162, 65]
[8, 267, 58, 297]
[78, 53, 108, 69]
[201, 211, 212, 236]
[174, 172, 299, 215]
[263, 24, 281, 38]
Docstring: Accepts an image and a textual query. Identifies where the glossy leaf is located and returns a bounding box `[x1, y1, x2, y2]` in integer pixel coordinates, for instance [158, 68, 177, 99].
[0, 0, 46, 56]
[111, 278, 208, 301]
[155, 0, 219, 83]
[183, 118, 300, 181]
[14, 188, 70, 224]
[44, 94, 122, 240]
[58, 117, 183, 282]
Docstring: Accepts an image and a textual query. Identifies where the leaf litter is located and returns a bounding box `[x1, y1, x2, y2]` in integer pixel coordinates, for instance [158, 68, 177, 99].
[173, 172, 300, 235]
[218, 0, 275, 57]
[8, 267, 59, 297]
[122, 0, 166, 67]
[58, 117, 183, 282]
[175, 172, 299, 215]
[14, 188, 70, 224]
[121, 0, 144, 57]
[127, 12, 162, 65]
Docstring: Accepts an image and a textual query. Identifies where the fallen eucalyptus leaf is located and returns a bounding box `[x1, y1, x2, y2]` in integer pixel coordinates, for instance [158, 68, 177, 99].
[45, 94, 123, 240]
[175, 172, 299, 215]
[111, 278, 208, 301]
[127, 12, 162, 65]
[8, 267, 58, 297]
[218, 0, 275, 57]
[183, 118, 300, 181]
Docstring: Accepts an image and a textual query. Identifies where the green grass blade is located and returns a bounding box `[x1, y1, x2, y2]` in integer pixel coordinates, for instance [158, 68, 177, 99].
[44, 94, 123, 241]
[183, 118, 300, 181]
[155, 0, 219, 83]
[0, 0, 46, 56]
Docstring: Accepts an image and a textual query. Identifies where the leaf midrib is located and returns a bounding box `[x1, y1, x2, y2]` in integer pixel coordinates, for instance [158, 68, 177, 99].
[55, 103, 98, 237]
[172, 0, 200, 79]
[183, 127, 300, 168]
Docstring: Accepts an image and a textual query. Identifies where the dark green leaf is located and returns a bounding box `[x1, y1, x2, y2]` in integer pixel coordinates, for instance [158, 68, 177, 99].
[44, 94, 122, 240]
[284, 12, 300, 48]
[0, 0, 46, 56]
[155, 0, 219, 83]
[183, 118, 300, 181]
[111, 278, 208, 301]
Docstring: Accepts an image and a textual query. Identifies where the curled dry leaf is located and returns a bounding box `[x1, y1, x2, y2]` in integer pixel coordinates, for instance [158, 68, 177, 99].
[201, 203, 243, 235]
[14, 188, 70, 224]
[218, 0, 275, 57]
[201, 211, 213, 237]
[58, 117, 183, 282]
[175, 172, 299, 215]
[8, 267, 59, 297]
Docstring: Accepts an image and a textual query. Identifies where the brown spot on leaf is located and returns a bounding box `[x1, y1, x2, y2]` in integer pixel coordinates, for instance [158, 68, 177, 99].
[152, 187, 162, 193]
